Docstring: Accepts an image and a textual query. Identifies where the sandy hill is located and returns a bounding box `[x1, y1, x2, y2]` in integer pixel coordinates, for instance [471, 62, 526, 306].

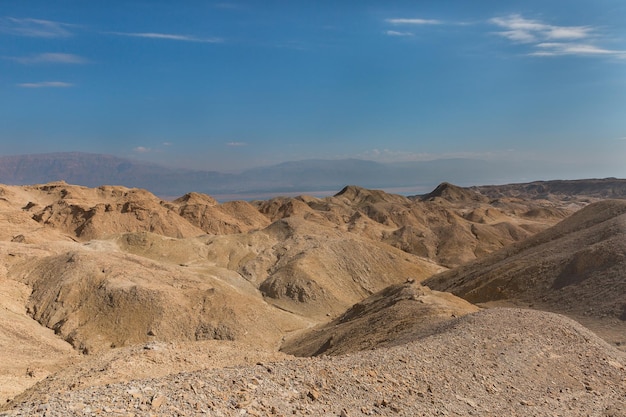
[172, 192, 271, 234]
[425, 199, 626, 346]
[255, 184, 571, 267]
[1, 180, 624, 409]
[14, 182, 205, 240]
[3, 308, 624, 416]
[281, 282, 479, 357]
[420, 181, 489, 203]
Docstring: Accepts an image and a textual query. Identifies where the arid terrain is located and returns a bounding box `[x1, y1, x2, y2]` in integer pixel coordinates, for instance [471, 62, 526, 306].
[0, 178, 625, 416]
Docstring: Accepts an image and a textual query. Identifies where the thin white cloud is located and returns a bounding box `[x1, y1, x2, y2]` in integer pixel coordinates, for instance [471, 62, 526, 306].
[17, 81, 73, 88]
[490, 14, 625, 58]
[385, 18, 441, 25]
[531, 42, 626, 57]
[226, 141, 246, 147]
[110, 31, 223, 43]
[7, 53, 88, 64]
[546, 26, 592, 40]
[0, 17, 74, 38]
[133, 146, 151, 153]
[385, 30, 414, 37]
[490, 14, 591, 44]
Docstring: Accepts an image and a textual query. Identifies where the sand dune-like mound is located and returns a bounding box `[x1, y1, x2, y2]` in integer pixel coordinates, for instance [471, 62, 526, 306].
[425, 199, 626, 330]
[200, 216, 446, 319]
[421, 181, 489, 203]
[21, 183, 205, 240]
[9, 242, 308, 354]
[4, 309, 624, 416]
[253, 183, 570, 267]
[173, 192, 270, 234]
[281, 282, 479, 356]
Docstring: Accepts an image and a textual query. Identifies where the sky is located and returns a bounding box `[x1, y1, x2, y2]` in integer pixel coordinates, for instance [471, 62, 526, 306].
[1, 0, 626, 179]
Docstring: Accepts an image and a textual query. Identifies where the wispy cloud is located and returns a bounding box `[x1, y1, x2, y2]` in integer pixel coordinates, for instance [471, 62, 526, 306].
[490, 15, 591, 43]
[531, 42, 626, 57]
[0, 17, 74, 38]
[110, 31, 223, 43]
[226, 141, 246, 147]
[6, 53, 88, 65]
[17, 81, 73, 88]
[133, 146, 152, 153]
[385, 18, 441, 25]
[385, 30, 414, 37]
[490, 14, 625, 58]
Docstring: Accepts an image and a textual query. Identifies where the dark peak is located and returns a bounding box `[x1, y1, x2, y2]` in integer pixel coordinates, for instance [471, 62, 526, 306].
[334, 185, 371, 199]
[173, 192, 218, 206]
[334, 185, 409, 206]
[334, 185, 385, 204]
[422, 182, 487, 203]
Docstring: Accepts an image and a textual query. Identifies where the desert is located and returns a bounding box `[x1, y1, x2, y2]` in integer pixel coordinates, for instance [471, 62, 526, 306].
[4, 1, 626, 415]
[0, 178, 624, 416]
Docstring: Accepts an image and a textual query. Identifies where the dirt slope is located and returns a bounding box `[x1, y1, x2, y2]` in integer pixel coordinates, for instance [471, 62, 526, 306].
[18, 183, 205, 240]
[255, 184, 571, 267]
[7, 238, 310, 354]
[425, 199, 626, 343]
[281, 282, 479, 357]
[172, 192, 270, 234]
[3, 309, 625, 416]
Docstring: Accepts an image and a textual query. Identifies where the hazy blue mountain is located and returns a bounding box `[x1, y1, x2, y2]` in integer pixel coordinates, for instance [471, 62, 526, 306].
[2, 152, 619, 200]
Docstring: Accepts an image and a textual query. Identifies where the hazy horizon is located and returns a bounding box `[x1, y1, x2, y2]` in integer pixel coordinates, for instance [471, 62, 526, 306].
[2, 1, 625, 179]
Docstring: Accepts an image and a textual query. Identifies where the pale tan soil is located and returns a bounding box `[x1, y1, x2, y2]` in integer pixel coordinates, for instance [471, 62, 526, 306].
[480, 299, 626, 353]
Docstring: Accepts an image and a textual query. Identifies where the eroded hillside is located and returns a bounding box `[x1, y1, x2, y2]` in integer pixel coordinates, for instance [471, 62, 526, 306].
[0, 179, 624, 411]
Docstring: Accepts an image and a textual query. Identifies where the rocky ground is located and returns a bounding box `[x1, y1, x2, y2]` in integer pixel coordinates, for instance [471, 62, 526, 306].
[2, 309, 625, 416]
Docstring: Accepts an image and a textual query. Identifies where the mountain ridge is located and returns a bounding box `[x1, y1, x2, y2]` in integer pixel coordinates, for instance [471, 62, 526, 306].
[5, 152, 621, 200]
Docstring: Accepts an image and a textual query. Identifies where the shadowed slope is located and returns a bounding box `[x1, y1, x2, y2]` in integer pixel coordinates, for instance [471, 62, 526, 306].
[281, 282, 479, 356]
[425, 200, 626, 324]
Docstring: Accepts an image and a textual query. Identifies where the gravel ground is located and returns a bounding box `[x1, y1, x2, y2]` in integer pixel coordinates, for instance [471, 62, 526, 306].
[3, 308, 625, 417]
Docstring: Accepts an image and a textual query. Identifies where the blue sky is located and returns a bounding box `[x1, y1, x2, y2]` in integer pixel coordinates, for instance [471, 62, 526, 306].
[1, 1, 625, 179]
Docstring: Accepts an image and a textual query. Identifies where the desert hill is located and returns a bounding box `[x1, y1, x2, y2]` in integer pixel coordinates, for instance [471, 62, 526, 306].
[473, 177, 626, 200]
[1, 180, 625, 410]
[255, 184, 572, 267]
[281, 282, 479, 357]
[425, 199, 626, 346]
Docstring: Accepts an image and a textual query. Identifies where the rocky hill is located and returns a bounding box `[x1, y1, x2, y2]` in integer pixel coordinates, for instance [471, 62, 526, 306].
[473, 178, 626, 200]
[425, 199, 626, 348]
[0, 180, 625, 412]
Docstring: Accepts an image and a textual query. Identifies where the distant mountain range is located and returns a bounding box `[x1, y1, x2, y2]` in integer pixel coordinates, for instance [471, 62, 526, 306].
[0, 152, 621, 200]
